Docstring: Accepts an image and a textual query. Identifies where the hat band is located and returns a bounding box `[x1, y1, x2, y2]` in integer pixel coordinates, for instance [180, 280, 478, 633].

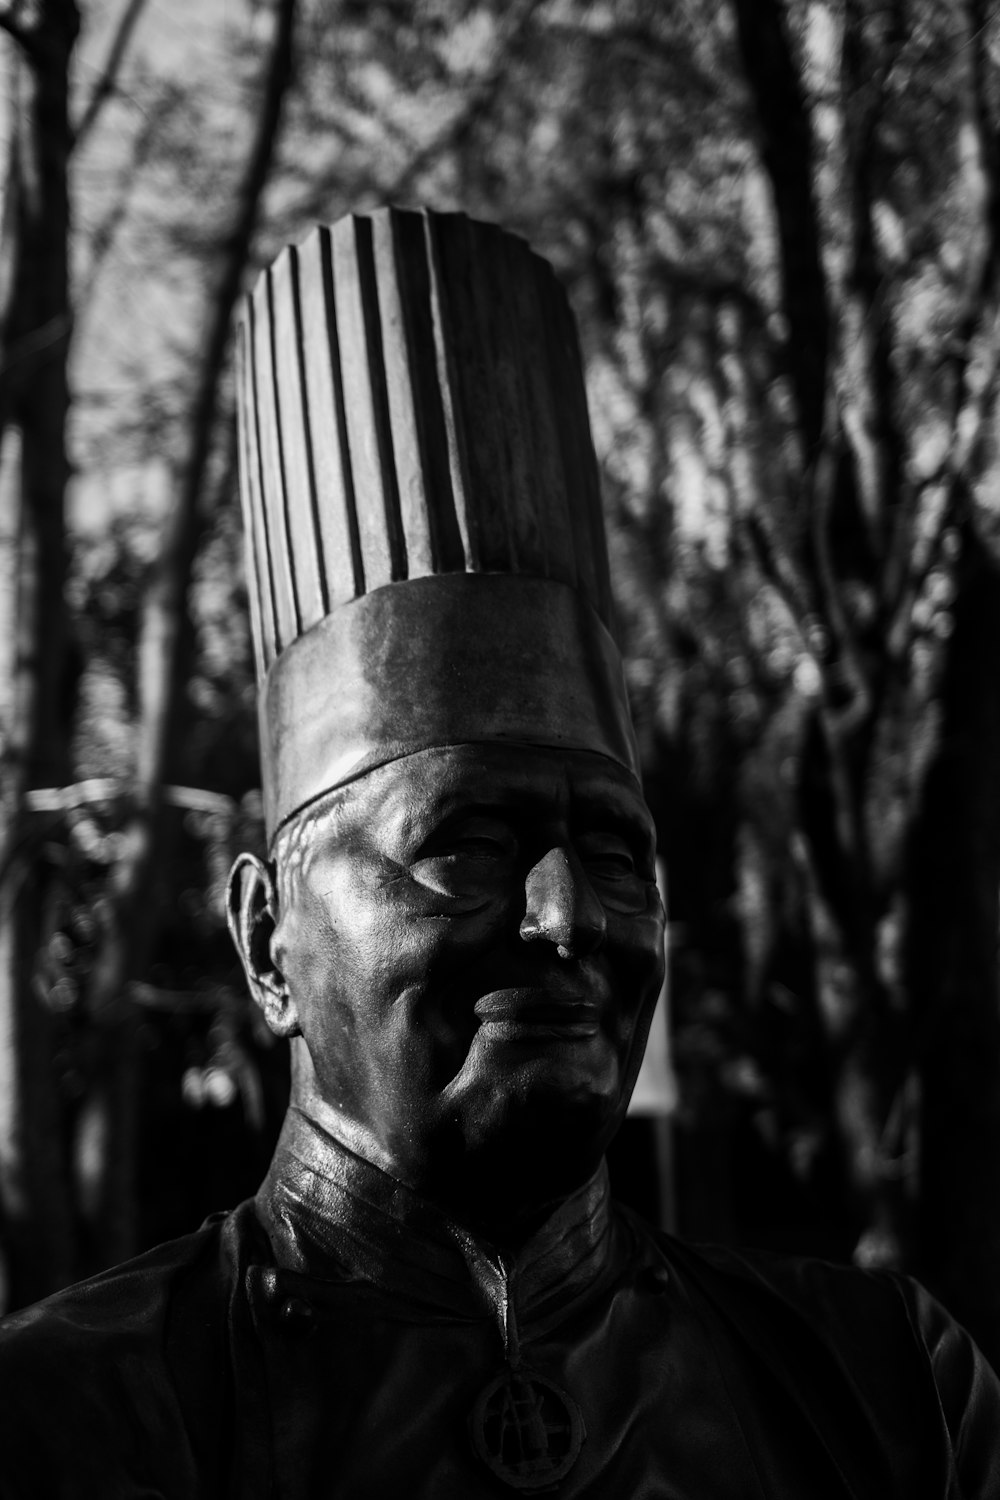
[260, 573, 639, 837]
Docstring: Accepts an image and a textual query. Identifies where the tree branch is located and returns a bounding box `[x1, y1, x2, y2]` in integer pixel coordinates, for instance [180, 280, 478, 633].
[75, 85, 169, 308]
[73, 0, 149, 149]
[837, 0, 903, 554]
[0, 3, 40, 50]
[732, 0, 830, 455]
[385, 0, 539, 201]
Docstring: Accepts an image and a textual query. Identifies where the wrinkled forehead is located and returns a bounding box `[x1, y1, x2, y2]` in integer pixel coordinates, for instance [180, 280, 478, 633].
[373, 743, 654, 841]
[270, 742, 655, 877]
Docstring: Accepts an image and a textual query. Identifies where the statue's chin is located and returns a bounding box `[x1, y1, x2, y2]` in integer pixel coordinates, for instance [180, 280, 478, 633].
[289, 1033, 626, 1237]
[447, 1020, 622, 1108]
[420, 1067, 624, 1238]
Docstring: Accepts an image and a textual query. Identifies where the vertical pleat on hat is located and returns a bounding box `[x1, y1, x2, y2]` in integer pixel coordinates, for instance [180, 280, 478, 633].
[236, 207, 613, 682]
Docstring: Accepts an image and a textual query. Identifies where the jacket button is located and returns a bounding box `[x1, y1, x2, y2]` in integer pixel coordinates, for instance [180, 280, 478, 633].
[279, 1295, 316, 1334]
[635, 1264, 670, 1296]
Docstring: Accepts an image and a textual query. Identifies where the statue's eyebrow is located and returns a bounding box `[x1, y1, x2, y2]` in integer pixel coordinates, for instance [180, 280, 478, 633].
[410, 803, 523, 845]
[569, 781, 656, 852]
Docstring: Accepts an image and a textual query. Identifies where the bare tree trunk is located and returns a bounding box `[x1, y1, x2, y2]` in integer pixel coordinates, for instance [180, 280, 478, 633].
[907, 534, 1000, 1368]
[731, 0, 938, 1272]
[0, 4, 80, 1307]
[731, 0, 828, 452]
[78, 0, 297, 1276]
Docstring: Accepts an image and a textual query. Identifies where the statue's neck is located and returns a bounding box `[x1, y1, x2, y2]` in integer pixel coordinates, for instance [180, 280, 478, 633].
[255, 1106, 626, 1352]
[283, 1039, 607, 1248]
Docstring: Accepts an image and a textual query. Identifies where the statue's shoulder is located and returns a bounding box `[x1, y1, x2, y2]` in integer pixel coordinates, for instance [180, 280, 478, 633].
[0, 1205, 240, 1361]
[0, 1201, 261, 1497]
[660, 1230, 948, 1347]
[657, 1229, 1000, 1483]
[667, 1232, 944, 1331]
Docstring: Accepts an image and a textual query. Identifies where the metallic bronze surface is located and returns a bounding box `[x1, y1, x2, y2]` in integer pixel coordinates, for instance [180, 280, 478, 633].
[234, 744, 665, 1239]
[230, 203, 665, 1481]
[8, 1125, 1000, 1497]
[236, 208, 633, 838]
[260, 572, 640, 837]
[469, 1365, 585, 1491]
[236, 208, 613, 679]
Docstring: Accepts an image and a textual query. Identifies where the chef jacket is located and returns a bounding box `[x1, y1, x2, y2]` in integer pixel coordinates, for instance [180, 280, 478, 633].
[1, 1106, 999, 1499]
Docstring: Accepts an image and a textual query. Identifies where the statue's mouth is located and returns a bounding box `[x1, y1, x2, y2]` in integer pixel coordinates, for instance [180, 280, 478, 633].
[473, 989, 600, 1039]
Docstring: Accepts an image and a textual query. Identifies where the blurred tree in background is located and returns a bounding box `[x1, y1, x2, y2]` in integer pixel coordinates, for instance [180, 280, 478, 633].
[2, 0, 1000, 1364]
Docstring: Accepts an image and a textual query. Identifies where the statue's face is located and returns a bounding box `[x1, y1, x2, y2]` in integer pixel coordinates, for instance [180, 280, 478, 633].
[241, 743, 664, 1229]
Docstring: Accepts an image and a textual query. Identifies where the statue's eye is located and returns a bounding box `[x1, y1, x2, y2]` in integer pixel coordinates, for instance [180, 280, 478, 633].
[439, 835, 512, 861]
[577, 835, 636, 882]
[408, 818, 516, 900]
[431, 818, 517, 862]
[576, 833, 652, 915]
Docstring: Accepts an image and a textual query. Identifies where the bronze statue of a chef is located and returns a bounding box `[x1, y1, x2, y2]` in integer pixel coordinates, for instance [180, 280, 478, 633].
[1, 208, 999, 1498]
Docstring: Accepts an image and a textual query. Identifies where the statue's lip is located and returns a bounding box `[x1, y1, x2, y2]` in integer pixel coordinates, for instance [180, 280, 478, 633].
[473, 989, 600, 1035]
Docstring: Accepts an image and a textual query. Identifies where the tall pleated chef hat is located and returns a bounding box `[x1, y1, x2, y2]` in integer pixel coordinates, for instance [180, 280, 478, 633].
[235, 207, 639, 841]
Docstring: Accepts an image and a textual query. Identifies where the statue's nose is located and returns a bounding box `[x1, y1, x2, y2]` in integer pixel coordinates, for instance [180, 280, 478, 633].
[519, 847, 606, 958]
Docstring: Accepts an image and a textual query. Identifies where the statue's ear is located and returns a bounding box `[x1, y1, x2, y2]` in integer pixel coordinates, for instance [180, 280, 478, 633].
[227, 852, 301, 1037]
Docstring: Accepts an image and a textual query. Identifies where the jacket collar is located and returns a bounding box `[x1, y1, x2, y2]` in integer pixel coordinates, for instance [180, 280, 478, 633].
[255, 1107, 626, 1350]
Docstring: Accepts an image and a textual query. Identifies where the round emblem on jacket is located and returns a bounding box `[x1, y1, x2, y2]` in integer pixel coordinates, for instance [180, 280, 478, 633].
[469, 1365, 585, 1490]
